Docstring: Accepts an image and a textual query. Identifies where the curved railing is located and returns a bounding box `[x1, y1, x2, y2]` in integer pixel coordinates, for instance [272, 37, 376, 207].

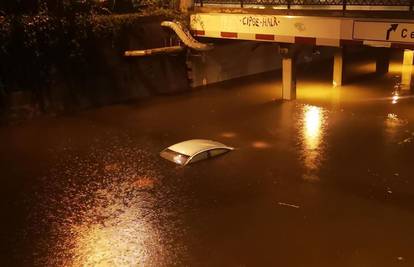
[124, 21, 213, 56]
[161, 21, 214, 51]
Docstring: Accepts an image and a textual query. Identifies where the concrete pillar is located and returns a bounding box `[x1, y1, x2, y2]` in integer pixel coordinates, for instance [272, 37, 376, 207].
[282, 55, 297, 100]
[401, 49, 414, 90]
[333, 48, 345, 87]
[180, 0, 193, 12]
[376, 48, 390, 75]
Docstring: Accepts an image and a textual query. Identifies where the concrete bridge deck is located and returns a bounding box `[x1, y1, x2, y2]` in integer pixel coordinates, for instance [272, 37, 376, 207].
[194, 6, 414, 20]
[195, 0, 414, 12]
[191, 5, 414, 48]
[186, 0, 414, 100]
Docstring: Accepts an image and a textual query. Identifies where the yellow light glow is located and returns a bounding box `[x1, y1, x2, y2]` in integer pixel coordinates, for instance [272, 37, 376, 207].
[300, 105, 327, 182]
[401, 49, 414, 90]
[252, 141, 270, 149]
[392, 94, 399, 104]
[71, 219, 151, 266]
[385, 113, 407, 142]
[221, 132, 236, 138]
[304, 105, 323, 150]
[387, 113, 398, 120]
[403, 49, 414, 65]
[64, 181, 165, 267]
[299, 82, 341, 102]
[69, 207, 155, 266]
[174, 154, 186, 165]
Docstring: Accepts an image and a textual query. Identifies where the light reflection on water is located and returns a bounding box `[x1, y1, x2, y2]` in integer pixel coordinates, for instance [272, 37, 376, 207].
[392, 93, 399, 105]
[385, 113, 409, 144]
[69, 181, 158, 267]
[385, 77, 409, 142]
[303, 105, 323, 150]
[299, 105, 328, 182]
[7, 51, 414, 266]
[30, 144, 185, 267]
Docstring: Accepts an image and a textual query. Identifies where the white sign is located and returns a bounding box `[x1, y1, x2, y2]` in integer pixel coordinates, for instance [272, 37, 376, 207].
[353, 21, 414, 43]
[191, 13, 341, 39]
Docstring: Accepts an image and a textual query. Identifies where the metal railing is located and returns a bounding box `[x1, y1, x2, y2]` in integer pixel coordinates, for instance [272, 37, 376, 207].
[195, 0, 414, 10]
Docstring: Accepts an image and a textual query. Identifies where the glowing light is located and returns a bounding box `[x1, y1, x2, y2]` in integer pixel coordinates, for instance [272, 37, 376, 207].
[299, 82, 341, 102]
[387, 113, 398, 120]
[300, 105, 327, 182]
[252, 141, 270, 149]
[392, 93, 399, 104]
[392, 80, 401, 105]
[221, 132, 236, 138]
[173, 154, 185, 165]
[385, 113, 408, 142]
[304, 105, 323, 150]
[401, 49, 414, 90]
[332, 81, 338, 88]
[403, 49, 414, 65]
[70, 219, 151, 266]
[66, 181, 165, 267]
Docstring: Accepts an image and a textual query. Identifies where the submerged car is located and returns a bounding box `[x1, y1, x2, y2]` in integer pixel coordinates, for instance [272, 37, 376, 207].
[160, 139, 234, 166]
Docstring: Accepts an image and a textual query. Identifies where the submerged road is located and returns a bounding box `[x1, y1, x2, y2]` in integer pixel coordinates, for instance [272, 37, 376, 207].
[1, 53, 414, 266]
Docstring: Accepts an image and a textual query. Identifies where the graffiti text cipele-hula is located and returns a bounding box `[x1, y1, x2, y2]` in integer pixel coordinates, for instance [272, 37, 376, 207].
[241, 16, 280, 28]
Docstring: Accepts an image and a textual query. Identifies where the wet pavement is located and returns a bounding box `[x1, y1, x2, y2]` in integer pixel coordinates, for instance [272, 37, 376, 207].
[1, 52, 414, 266]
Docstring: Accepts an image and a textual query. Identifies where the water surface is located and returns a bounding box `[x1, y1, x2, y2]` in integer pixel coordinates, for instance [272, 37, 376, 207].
[1, 53, 414, 266]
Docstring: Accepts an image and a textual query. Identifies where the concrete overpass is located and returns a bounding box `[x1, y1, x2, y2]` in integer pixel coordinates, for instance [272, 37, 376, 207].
[184, 0, 414, 99]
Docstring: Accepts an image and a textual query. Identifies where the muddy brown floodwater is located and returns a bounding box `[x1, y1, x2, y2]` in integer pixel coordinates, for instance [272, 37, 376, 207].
[1, 52, 414, 266]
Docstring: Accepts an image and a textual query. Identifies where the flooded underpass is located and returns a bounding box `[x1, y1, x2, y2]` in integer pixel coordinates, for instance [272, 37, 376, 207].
[1, 52, 414, 266]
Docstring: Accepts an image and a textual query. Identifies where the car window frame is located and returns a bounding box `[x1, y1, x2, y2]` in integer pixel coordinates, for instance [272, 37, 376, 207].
[187, 150, 210, 165]
[208, 148, 230, 158]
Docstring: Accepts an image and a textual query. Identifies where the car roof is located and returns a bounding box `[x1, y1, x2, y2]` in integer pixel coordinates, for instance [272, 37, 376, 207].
[166, 139, 233, 157]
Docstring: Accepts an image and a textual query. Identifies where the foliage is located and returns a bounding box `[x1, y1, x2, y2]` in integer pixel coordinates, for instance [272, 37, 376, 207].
[0, 0, 180, 15]
[0, 0, 184, 95]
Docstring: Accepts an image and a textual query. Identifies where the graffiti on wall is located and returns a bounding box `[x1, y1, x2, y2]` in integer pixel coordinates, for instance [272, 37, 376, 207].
[241, 16, 280, 28]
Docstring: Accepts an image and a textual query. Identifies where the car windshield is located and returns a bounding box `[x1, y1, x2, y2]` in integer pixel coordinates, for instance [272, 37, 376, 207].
[160, 149, 190, 165]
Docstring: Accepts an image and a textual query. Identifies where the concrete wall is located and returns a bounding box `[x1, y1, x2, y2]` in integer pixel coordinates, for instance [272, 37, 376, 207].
[189, 40, 337, 87]
[189, 41, 280, 87]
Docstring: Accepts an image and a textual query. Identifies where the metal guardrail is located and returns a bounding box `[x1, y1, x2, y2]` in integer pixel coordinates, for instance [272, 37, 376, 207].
[195, 0, 414, 10]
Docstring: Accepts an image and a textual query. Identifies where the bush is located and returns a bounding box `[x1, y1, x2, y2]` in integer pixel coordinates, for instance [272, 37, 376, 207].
[0, 0, 183, 98]
[0, 0, 180, 15]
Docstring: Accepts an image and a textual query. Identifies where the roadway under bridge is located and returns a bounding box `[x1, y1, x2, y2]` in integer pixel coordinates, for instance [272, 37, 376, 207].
[186, 0, 414, 100]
